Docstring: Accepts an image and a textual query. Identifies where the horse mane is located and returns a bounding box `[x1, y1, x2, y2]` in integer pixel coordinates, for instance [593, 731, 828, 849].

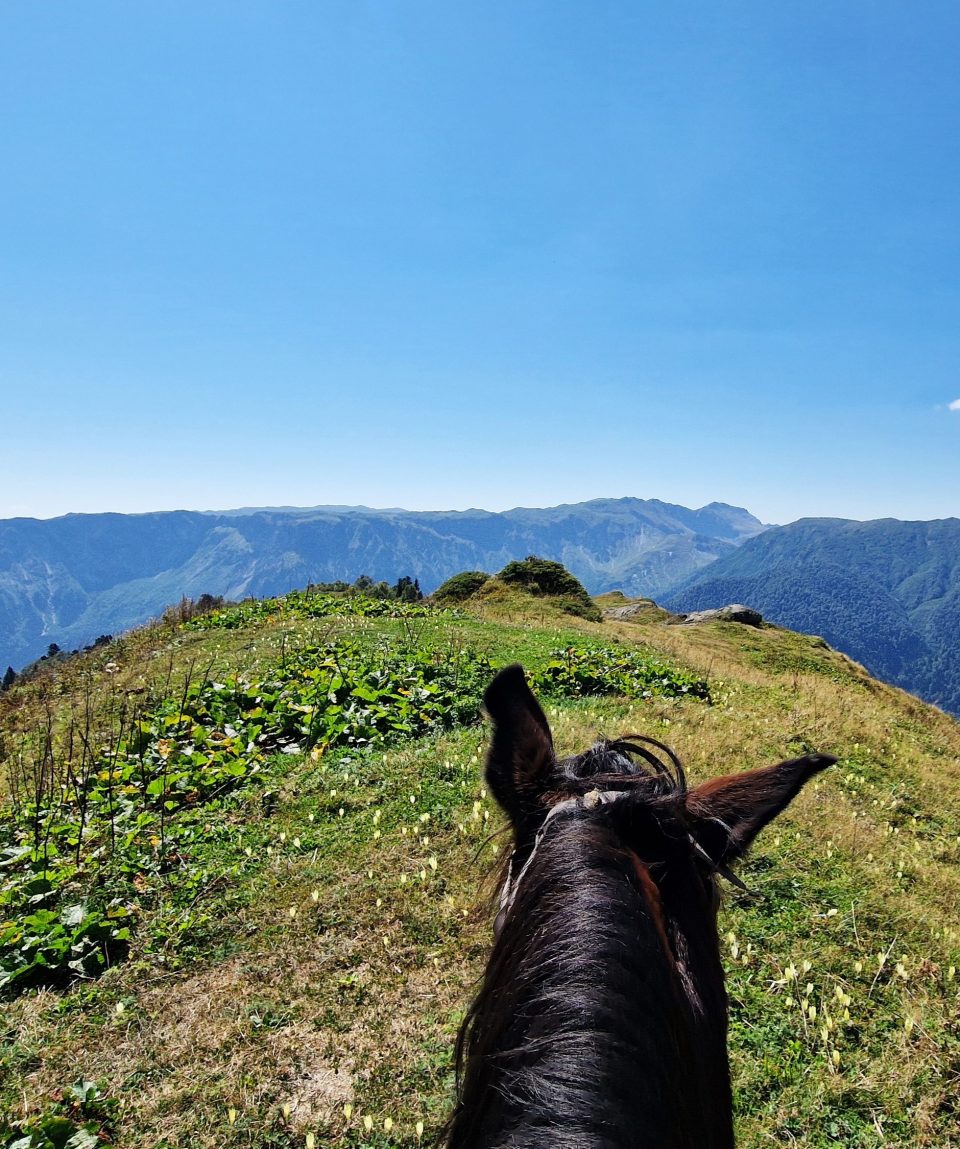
[446, 738, 733, 1149]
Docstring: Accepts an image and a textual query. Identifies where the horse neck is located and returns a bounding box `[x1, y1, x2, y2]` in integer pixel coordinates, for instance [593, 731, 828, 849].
[448, 818, 734, 1149]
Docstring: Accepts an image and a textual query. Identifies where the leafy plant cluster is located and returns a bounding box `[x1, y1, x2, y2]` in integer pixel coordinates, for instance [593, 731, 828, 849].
[535, 645, 711, 702]
[1, 1078, 116, 1149]
[0, 638, 491, 996]
[184, 588, 435, 631]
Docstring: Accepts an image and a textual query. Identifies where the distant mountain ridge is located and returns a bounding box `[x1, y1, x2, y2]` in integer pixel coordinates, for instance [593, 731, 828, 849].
[0, 498, 766, 673]
[664, 517, 960, 716]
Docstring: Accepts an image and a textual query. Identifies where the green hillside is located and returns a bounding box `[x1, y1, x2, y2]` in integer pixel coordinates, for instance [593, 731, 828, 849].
[2, 584, 959, 1148]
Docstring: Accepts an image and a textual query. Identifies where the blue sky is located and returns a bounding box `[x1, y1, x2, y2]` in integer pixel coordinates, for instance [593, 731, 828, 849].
[2, 1, 959, 525]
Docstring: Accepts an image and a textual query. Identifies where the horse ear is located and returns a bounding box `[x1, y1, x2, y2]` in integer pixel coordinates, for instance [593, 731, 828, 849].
[483, 664, 556, 831]
[686, 753, 836, 865]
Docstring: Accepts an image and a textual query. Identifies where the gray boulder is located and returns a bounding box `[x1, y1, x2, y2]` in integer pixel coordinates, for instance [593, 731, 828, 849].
[681, 604, 763, 627]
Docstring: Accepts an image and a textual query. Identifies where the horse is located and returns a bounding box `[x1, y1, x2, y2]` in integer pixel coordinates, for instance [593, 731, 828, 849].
[445, 664, 835, 1149]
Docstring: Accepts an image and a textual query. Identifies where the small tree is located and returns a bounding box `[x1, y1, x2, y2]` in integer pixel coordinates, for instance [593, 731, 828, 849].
[394, 576, 423, 602]
[1, 666, 16, 691]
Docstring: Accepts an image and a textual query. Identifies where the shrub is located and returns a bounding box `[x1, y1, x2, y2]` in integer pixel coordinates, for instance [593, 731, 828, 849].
[432, 571, 491, 604]
[497, 557, 600, 620]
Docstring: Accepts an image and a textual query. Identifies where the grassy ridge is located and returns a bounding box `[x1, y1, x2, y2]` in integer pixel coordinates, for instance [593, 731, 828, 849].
[1, 589, 959, 1147]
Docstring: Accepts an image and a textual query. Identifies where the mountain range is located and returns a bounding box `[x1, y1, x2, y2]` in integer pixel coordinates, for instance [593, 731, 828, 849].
[2, 500, 958, 717]
[0, 498, 764, 673]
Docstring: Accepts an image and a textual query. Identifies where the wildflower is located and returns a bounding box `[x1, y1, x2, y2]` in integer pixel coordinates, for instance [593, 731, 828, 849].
[363, 1115, 374, 1132]
[311, 890, 320, 903]
[802, 960, 812, 973]
[306, 1135, 315, 1149]
[339, 808, 345, 818]
[416, 1120, 425, 1138]
[228, 1107, 237, 1124]
[832, 1050, 841, 1067]
[343, 1103, 353, 1120]
[282, 1103, 291, 1119]
[854, 961, 863, 974]
[384, 1117, 394, 1132]
[429, 855, 438, 871]
[289, 907, 298, 918]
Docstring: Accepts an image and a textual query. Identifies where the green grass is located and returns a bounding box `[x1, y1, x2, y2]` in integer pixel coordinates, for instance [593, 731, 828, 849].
[1, 589, 959, 1147]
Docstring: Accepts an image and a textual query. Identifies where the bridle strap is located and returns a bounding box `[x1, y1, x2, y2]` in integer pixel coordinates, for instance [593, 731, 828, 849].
[496, 789, 754, 933]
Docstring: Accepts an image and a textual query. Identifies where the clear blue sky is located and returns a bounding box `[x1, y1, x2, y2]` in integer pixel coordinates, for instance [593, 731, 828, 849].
[2, 1, 959, 525]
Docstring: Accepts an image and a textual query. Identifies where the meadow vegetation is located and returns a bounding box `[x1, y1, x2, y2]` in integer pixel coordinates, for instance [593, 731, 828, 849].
[1, 581, 959, 1147]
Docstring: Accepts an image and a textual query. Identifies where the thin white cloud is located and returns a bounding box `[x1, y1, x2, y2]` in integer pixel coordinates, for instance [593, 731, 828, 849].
[950, 399, 960, 412]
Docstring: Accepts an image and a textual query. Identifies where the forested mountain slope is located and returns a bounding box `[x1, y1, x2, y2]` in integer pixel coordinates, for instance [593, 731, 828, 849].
[665, 517, 960, 715]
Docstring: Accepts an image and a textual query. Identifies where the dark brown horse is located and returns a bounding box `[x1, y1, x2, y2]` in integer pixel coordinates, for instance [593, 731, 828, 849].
[446, 665, 835, 1149]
